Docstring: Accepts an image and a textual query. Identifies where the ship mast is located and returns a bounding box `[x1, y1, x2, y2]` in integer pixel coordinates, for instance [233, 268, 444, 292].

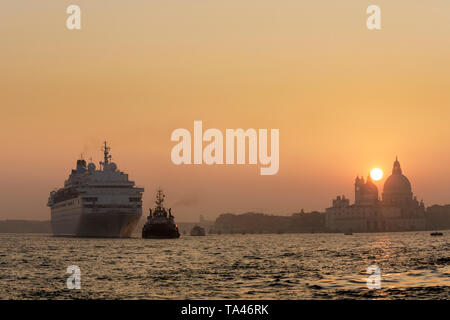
[99, 141, 112, 170]
[103, 141, 111, 166]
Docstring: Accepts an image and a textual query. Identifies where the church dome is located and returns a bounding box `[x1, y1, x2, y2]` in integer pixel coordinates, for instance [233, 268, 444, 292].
[384, 174, 411, 194]
[382, 157, 413, 203]
[364, 176, 379, 193]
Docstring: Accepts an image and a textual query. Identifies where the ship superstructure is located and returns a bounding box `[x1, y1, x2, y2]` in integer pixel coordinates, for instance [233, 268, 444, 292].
[47, 142, 144, 237]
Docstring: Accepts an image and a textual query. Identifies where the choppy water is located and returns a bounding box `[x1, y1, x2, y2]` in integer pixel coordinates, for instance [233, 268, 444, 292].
[0, 231, 449, 299]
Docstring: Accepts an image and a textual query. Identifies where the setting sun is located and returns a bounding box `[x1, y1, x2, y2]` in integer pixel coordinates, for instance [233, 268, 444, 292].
[370, 168, 383, 181]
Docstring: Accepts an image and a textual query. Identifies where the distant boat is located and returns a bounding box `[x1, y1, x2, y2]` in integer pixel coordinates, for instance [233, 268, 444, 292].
[430, 232, 443, 236]
[344, 232, 353, 235]
[190, 225, 206, 236]
[142, 189, 180, 239]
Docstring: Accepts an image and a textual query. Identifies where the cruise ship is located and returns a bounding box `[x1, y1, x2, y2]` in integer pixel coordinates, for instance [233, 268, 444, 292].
[47, 142, 144, 237]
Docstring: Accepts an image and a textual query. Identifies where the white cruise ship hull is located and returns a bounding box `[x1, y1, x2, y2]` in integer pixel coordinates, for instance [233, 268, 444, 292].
[50, 200, 141, 238]
[51, 211, 141, 238]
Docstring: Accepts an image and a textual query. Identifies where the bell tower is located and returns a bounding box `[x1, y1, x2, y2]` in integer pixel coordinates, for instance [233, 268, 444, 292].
[355, 176, 364, 204]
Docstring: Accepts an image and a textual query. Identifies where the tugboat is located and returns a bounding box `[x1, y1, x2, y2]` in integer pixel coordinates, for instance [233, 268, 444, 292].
[142, 189, 180, 239]
[190, 225, 206, 236]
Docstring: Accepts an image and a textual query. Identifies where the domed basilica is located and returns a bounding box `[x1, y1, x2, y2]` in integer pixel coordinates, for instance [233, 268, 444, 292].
[325, 158, 426, 232]
[383, 157, 413, 205]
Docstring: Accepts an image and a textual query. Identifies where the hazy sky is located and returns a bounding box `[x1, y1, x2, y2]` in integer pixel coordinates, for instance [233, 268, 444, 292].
[1, 1, 450, 221]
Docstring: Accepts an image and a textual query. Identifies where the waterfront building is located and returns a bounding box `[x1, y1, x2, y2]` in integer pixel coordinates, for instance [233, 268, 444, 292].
[325, 158, 426, 232]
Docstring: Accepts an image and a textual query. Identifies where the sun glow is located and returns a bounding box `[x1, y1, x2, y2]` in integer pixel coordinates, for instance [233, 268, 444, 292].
[370, 168, 383, 181]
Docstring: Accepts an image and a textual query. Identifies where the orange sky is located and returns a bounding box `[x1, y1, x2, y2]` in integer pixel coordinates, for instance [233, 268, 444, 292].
[1, 1, 450, 221]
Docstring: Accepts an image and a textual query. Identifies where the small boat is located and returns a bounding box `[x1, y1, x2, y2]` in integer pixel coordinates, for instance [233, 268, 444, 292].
[344, 232, 353, 235]
[142, 189, 180, 239]
[430, 232, 443, 236]
[190, 225, 206, 236]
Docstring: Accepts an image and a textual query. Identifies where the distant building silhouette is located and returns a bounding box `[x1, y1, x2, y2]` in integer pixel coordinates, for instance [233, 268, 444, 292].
[0, 220, 51, 233]
[325, 158, 426, 232]
[426, 204, 450, 229]
[212, 211, 325, 234]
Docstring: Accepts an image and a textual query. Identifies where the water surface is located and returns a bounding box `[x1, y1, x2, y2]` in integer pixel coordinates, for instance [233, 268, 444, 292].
[0, 232, 449, 299]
